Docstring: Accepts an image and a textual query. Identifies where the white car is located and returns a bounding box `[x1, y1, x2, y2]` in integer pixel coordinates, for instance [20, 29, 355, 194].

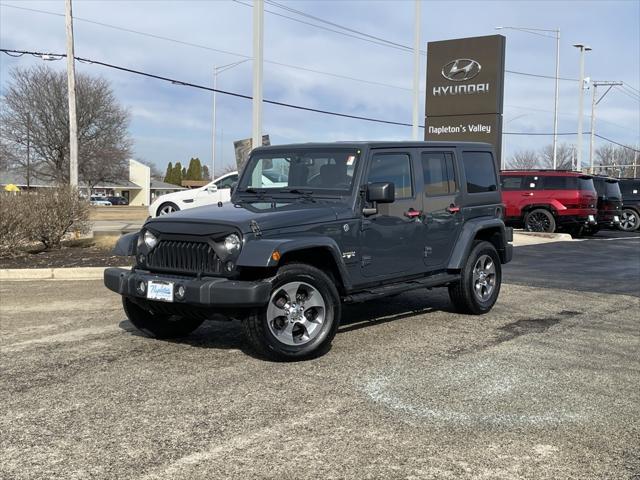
[90, 196, 112, 206]
[149, 172, 239, 217]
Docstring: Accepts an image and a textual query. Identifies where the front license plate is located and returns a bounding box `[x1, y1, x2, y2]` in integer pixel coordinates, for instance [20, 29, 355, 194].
[613, 215, 620, 223]
[588, 215, 595, 223]
[147, 280, 174, 302]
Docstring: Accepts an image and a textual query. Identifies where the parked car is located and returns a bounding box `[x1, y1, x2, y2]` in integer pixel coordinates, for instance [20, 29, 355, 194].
[618, 178, 640, 231]
[105, 141, 513, 360]
[585, 176, 622, 234]
[500, 170, 597, 235]
[90, 196, 112, 206]
[148, 171, 287, 217]
[106, 196, 129, 206]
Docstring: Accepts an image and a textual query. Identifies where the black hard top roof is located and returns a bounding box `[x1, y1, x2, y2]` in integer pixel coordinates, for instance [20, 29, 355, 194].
[253, 141, 493, 151]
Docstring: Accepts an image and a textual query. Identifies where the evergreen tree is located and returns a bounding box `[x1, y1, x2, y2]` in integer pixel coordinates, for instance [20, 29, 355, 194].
[181, 167, 187, 179]
[172, 162, 183, 186]
[163, 162, 173, 183]
[186, 157, 202, 180]
[202, 165, 211, 181]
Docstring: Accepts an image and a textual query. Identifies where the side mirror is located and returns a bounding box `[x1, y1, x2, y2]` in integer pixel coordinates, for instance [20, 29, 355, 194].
[230, 182, 237, 195]
[367, 182, 395, 203]
[207, 184, 218, 193]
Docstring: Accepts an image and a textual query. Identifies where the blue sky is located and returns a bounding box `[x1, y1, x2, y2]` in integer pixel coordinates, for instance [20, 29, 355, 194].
[1, 0, 639, 176]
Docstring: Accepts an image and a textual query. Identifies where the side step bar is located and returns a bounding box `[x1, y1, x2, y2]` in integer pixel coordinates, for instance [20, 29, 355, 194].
[343, 273, 460, 304]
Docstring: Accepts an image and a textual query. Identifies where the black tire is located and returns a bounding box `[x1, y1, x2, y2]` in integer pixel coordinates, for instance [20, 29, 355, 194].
[448, 241, 502, 315]
[583, 226, 600, 236]
[619, 208, 640, 232]
[524, 208, 556, 233]
[242, 263, 341, 361]
[156, 202, 180, 217]
[568, 226, 585, 238]
[122, 297, 204, 339]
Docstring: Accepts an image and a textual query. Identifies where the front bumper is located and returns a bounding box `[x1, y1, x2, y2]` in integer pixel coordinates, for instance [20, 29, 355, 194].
[556, 214, 598, 227]
[104, 267, 271, 307]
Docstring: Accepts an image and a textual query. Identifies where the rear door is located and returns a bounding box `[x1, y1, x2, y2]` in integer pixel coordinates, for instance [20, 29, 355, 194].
[419, 149, 462, 269]
[360, 149, 426, 278]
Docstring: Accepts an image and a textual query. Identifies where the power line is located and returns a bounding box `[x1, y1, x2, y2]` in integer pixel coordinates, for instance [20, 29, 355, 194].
[0, 2, 411, 92]
[623, 83, 640, 94]
[1, 1, 582, 85]
[594, 134, 640, 152]
[615, 86, 640, 102]
[2, 47, 636, 150]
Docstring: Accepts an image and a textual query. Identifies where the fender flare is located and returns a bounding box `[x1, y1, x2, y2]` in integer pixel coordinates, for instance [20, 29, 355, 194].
[236, 236, 352, 289]
[113, 232, 139, 256]
[447, 217, 509, 270]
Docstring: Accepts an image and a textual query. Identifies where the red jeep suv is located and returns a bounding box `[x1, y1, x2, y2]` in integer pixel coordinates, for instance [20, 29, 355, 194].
[500, 170, 597, 235]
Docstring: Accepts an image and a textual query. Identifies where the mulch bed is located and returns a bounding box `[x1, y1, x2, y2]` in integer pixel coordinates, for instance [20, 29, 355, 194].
[0, 243, 132, 269]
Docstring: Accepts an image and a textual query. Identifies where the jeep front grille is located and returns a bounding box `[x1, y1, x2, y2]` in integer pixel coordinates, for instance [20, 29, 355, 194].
[146, 240, 222, 275]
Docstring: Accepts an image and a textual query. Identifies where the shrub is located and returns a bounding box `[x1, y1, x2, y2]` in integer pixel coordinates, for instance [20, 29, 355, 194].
[23, 187, 91, 250]
[0, 192, 29, 256]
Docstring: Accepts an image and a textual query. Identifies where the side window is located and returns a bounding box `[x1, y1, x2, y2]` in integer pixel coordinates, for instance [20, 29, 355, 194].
[462, 151, 497, 193]
[500, 175, 524, 190]
[216, 174, 238, 189]
[368, 152, 413, 199]
[542, 176, 570, 190]
[421, 152, 457, 196]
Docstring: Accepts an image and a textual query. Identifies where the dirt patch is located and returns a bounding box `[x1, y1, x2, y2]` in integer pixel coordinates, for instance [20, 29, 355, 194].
[0, 239, 132, 269]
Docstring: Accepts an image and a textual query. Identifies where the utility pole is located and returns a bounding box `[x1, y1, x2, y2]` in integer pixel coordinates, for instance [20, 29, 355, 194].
[589, 80, 622, 173]
[573, 44, 591, 172]
[65, 0, 79, 187]
[212, 67, 217, 179]
[552, 29, 560, 169]
[411, 0, 421, 140]
[26, 112, 31, 189]
[252, 0, 264, 151]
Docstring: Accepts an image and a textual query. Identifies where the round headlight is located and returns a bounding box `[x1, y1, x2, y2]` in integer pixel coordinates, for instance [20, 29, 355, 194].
[143, 230, 158, 249]
[223, 233, 241, 253]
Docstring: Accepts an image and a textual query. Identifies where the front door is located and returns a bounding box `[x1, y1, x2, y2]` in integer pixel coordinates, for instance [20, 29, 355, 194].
[419, 150, 463, 269]
[360, 150, 425, 278]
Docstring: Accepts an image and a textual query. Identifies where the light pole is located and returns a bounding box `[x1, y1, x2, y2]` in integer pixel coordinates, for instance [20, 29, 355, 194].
[496, 26, 560, 168]
[212, 60, 250, 179]
[412, 0, 421, 140]
[573, 43, 591, 172]
[589, 81, 622, 173]
[252, 0, 264, 152]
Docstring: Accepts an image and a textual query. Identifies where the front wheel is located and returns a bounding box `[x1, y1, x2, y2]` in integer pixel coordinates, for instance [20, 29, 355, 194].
[619, 208, 640, 231]
[156, 202, 180, 217]
[242, 263, 341, 360]
[448, 241, 502, 315]
[123, 297, 204, 338]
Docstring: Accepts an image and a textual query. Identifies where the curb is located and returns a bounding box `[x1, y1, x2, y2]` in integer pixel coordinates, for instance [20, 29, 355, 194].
[515, 231, 573, 240]
[0, 266, 130, 281]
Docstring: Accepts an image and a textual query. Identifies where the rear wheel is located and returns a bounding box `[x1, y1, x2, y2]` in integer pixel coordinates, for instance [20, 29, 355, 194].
[524, 209, 556, 233]
[619, 208, 640, 231]
[123, 297, 204, 338]
[242, 263, 340, 360]
[157, 202, 180, 216]
[448, 241, 502, 315]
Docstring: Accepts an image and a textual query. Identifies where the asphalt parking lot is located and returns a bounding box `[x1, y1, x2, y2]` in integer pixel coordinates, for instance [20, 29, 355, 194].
[1, 232, 639, 479]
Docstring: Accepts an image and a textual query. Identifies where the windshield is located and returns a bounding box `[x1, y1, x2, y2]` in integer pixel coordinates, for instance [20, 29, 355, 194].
[238, 149, 361, 194]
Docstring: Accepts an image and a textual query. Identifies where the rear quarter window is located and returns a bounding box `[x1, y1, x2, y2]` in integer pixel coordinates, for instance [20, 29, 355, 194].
[500, 175, 524, 190]
[463, 151, 497, 193]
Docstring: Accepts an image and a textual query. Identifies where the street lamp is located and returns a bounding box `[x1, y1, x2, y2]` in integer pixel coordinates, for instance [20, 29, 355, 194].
[573, 43, 592, 172]
[212, 59, 250, 179]
[496, 26, 561, 169]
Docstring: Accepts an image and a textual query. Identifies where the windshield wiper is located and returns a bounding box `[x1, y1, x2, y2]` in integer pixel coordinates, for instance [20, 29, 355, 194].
[279, 188, 316, 202]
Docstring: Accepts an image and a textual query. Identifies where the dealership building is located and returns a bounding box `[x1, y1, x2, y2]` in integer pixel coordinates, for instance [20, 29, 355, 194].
[0, 159, 184, 206]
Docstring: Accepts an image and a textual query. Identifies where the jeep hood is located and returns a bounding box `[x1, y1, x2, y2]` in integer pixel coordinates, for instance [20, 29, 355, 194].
[145, 200, 353, 235]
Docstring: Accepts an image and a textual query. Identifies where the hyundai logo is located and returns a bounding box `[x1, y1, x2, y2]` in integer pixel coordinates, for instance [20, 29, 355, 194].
[441, 59, 482, 82]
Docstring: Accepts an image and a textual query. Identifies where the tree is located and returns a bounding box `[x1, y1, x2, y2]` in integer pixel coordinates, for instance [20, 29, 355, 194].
[137, 158, 163, 180]
[202, 165, 211, 181]
[540, 143, 574, 170]
[595, 144, 638, 177]
[0, 65, 131, 187]
[169, 161, 183, 186]
[163, 162, 174, 184]
[186, 157, 202, 180]
[507, 150, 539, 170]
[181, 167, 187, 179]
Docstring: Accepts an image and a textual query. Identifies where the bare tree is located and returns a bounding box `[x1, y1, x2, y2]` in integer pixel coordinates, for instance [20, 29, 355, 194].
[1, 65, 131, 188]
[137, 158, 163, 180]
[506, 150, 539, 169]
[595, 144, 638, 177]
[540, 143, 574, 169]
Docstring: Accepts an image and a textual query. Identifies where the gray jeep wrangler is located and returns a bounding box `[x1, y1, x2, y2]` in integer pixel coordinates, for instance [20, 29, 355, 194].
[105, 142, 512, 360]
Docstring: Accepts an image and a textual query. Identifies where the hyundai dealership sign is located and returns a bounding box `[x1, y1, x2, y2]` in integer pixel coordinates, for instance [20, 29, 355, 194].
[425, 35, 506, 160]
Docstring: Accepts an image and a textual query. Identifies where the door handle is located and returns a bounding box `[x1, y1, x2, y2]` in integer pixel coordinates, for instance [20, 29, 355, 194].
[522, 192, 534, 196]
[404, 209, 422, 218]
[446, 205, 460, 214]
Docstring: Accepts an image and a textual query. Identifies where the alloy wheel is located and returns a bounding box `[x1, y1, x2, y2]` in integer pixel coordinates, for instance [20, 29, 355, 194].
[472, 254, 496, 302]
[266, 281, 326, 346]
[526, 211, 552, 232]
[159, 204, 177, 215]
[620, 210, 638, 231]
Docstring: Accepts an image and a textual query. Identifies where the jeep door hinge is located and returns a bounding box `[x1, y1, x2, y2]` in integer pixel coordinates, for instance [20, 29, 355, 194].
[250, 220, 262, 237]
[424, 246, 432, 258]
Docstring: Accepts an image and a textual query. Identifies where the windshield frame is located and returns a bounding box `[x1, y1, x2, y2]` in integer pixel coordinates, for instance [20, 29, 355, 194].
[236, 147, 363, 199]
